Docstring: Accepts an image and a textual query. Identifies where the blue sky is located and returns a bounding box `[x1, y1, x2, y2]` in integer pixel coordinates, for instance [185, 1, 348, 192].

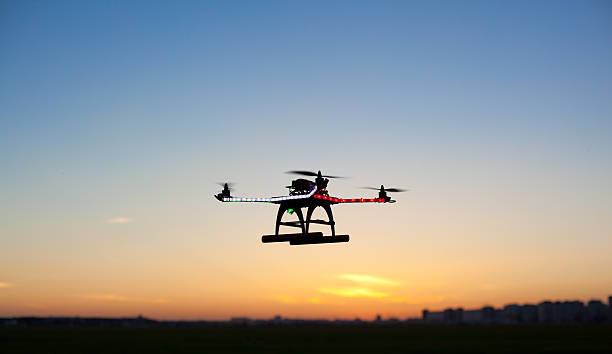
[1, 1, 611, 318]
[2, 0, 610, 219]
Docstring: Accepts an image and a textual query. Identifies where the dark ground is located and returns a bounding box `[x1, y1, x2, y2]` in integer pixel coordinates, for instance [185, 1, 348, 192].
[1, 324, 611, 354]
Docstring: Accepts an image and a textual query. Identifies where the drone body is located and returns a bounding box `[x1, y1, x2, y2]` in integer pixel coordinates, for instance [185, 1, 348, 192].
[215, 171, 405, 245]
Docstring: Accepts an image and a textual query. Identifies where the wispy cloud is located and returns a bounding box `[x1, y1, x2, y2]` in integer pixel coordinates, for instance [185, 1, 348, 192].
[84, 294, 168, 304]
[275, 274, 437, 304]
[273, 295, 343, 305]
[106, 217, 133, 224]
[318, 287, 390, 299]
[0, 282, 13, 288]
[307, 297, 324, 304]
[337, 274, 401, 287]
[315, 274, 401, 299]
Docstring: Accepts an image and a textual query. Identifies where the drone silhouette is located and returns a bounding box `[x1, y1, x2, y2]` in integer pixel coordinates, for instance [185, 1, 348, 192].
[215, 170, 406, 245]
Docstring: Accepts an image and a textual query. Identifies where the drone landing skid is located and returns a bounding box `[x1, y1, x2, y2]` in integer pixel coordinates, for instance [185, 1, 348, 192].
[262, 232, 323, 243]
[290, 234, 349, 245]
[261, 232, 349, 245]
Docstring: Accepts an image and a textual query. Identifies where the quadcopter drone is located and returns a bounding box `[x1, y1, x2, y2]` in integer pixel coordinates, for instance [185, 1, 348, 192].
[215, 170, 405, 245]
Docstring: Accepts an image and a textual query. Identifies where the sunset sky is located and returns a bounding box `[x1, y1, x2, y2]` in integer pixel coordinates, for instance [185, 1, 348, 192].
[1, 0, 611, 320]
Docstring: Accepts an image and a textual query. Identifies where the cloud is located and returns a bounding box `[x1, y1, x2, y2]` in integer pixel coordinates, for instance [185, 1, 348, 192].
[307, 297, 323, 304]
[313, 274, 404, 300]
[276, 273, 439, 305]
[318, 287, 390, 299]
[106, 217, 133, 224]
[307, 297, 344, 305]
[273, 295, 344, 305]
[336, 274, 401, 287]
[0, 282, 13, 288]
[84, 294, 168, 304]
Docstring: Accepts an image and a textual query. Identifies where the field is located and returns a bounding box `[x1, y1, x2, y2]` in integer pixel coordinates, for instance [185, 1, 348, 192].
[2, 324, 611, 354]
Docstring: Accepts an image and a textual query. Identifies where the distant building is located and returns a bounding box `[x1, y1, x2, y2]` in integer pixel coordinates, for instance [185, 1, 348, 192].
[420, 295, 610, 325]
[558, 301, 585, 323]
[521, 305, 538, 323]
[503, 304, 521, 324]
[494, 309, 505, 324]
[481, 306, 496, 324]
[230, 317, 252, 325]
[455, 308, 464, 323]
[2, 319, 17, 326]
[423, 308, 465, 324]
[552, 301, 562, 322]
[462, 309, 483, 324]
[443, 308, 462, 324]
[587, 300, 608, 323]
[422, 309, 445, 323]
[538, 301, 554, 323]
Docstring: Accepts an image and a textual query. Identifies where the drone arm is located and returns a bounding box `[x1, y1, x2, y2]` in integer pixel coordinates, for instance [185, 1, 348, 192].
[313, 195, 391, 203]
[218, 186, 318, 203]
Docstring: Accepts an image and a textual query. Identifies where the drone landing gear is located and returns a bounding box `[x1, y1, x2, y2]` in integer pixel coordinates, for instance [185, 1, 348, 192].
[261, 232, 349, 245]
[264, 203, 349, 245]
[289, 234, 349, 245]
[305, 204, 335, 236]
[274, 204, 306, 235]
[262, 232, 323, 243]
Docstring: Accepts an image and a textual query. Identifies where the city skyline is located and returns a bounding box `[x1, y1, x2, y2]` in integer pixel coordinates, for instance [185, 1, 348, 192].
[1, 0, 611, 320]
[3, 293, 611, 324]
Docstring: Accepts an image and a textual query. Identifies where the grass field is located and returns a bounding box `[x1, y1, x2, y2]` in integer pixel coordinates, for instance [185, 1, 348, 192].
[1, 324, 611, 354]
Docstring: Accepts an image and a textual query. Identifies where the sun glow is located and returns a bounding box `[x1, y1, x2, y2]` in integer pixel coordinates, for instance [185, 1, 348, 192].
[318, 287, 390, 299]
[337, 274, 401, 287]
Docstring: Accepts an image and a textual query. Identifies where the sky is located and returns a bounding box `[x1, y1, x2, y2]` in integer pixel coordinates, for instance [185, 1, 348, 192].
[1, 0, 611, 320]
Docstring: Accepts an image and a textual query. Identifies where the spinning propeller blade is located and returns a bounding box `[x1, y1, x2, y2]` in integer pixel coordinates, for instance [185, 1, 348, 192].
[361, 186, 408, 192]
[286, 170, 346, 179]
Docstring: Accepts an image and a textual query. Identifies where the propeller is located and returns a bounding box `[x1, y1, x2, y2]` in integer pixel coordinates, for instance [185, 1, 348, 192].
[286, 170, 346, 179]
[362, 186, 408, 193]
[216, 182, 235, 194]
[216, 182, 234, 199]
